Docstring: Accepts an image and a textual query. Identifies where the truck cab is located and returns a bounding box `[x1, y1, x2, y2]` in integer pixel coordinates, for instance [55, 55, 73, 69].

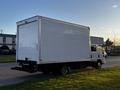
[91, 45, 106, 68]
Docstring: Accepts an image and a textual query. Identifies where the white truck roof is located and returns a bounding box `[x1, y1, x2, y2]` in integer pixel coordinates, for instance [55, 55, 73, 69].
[17, 16, 89, 30]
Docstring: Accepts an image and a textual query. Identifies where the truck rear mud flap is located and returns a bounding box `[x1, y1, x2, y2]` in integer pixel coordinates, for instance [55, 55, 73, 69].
[11, 66, 37, 73]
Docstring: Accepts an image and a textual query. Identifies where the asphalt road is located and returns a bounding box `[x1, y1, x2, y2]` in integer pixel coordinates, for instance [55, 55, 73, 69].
[0, 63, 52, 86]
[103, 56, 120, 67]
[0, 56, 120, 86]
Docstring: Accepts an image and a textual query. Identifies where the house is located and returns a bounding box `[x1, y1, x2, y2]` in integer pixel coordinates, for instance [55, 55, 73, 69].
[0, 34, 16, 50]
[90, 36, 104, 46]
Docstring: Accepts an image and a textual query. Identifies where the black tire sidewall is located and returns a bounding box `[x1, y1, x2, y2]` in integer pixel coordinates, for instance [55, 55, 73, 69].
[96, 61, 102, 69]
[60, 65, 69, 75]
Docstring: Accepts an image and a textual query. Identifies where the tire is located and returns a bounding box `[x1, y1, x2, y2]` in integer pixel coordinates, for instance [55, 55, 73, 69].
[95, 61, 102, 69]
[60, 65, 69, 75]
[67, 66, 71, 73]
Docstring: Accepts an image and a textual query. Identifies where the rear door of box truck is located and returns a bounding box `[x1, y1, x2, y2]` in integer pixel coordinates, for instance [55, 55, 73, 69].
[17, 19, 39, 63]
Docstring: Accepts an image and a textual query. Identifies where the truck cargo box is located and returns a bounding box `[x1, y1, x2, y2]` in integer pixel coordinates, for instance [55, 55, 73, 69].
[17, 16, 90, 64]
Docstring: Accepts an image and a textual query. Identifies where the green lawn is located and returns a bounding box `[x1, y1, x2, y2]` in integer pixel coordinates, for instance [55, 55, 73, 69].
[0, 66, 120, 90]
[0, 55, 15, 63]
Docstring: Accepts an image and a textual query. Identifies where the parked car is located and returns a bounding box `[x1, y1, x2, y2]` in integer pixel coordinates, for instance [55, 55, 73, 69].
[0, 45, 10, 55]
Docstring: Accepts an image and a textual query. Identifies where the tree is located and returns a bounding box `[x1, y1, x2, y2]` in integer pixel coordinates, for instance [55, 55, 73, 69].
[104, 38, 113, 55]
[105, 38, 113, 47]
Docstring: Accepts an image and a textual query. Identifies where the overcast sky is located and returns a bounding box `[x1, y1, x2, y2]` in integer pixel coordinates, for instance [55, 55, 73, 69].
[0, 0, 120, 41]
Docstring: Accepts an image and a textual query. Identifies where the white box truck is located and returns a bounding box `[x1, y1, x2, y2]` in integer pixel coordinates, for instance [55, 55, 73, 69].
[12, 16, 105, 75]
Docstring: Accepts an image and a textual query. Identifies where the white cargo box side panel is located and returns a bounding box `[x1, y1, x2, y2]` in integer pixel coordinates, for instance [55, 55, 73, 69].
[41, 17, 90, 64]
[17, 17, 40, 63]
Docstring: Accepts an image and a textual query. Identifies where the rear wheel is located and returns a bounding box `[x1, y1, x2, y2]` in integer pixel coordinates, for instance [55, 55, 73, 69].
[67, 66, 71, 73]
[60, 65, 71, 75]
